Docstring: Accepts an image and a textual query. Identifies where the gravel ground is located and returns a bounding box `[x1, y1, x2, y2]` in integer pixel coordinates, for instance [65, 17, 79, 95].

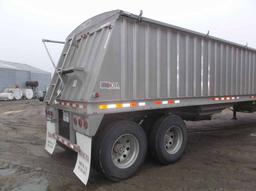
[0, 100, 256, 191]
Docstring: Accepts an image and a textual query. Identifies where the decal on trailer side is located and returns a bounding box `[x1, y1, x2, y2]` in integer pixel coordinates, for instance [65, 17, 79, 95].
[100, 81, 120, 90]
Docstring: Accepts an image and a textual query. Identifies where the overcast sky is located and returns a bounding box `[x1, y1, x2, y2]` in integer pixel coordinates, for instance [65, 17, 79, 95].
[0, 0, 255, 73]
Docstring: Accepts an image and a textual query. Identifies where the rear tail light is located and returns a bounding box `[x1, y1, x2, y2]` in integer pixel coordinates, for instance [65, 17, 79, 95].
[78, 118, 83, 127]
[73, 116, 87, 129]
[73, 117, 77, 125]
[46, 109, 54, 120]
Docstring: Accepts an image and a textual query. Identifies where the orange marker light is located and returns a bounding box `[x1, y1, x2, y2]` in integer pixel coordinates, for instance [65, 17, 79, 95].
[130, 102, 137, 107]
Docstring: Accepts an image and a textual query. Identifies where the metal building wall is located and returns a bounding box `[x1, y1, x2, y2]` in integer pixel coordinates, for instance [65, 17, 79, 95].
[0, 68, 51, 92]
[0, 69, 16, 92]
[15, 70, 30, 88]
[31, 72, 51, 91]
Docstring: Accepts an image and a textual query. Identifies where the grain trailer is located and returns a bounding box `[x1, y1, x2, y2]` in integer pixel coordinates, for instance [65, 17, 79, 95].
[44, 10, 256, 185]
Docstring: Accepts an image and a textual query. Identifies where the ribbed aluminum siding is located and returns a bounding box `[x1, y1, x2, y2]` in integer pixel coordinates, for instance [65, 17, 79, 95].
[113, 17, 256, 100]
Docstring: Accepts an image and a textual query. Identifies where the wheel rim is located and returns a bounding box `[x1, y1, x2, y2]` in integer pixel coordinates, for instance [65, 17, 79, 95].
[164, 125, 183, 154]
[111, 134, 139, 169]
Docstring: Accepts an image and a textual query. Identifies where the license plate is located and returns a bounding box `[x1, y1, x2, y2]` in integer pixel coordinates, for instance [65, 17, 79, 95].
[63, 111, 69, 122]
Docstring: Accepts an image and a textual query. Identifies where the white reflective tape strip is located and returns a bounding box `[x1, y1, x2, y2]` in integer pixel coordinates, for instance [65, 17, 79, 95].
[79, 104, 84, 109]
[66, 103, 70, 106]
[221, 97, 225, 100]
[236, 97, 240, 99]
[174, 100, 180, 104]
[107, 104, 116, 109]
[226, 97, 230, 100]
[231, 97, 235, 100]
[138, 102, 146, 106]
[122, 103, 131, 108]
[162, 100, 168, 105]
[72, 103, 76, 107]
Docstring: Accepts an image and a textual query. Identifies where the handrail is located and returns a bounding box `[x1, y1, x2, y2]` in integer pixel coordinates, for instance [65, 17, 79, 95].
[42, 39, 65, 44]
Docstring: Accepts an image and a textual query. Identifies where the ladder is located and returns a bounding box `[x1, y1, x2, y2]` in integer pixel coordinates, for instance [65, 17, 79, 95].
[43, 36, 76, 104]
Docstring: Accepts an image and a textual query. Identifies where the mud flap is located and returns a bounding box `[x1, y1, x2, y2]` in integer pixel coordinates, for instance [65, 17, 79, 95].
[73, 132, 92, 186]
[45, 121, 57, 154]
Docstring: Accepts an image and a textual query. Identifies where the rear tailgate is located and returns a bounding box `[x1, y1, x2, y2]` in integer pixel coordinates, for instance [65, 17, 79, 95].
[61, 27, 111, 101]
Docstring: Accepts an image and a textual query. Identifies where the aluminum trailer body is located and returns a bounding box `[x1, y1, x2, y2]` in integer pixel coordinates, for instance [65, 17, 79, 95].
[44, 10, 256, 185]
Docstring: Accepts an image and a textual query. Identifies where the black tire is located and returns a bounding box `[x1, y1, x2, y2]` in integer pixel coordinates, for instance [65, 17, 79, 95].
[141, 113, 164, 136]
[92, 120, 147, 181]
[149, 114, 187, 164]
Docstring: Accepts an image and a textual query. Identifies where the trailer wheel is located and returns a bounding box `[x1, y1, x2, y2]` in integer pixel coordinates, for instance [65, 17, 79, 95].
[149, 114, 187, 164]
[93, 121, 147, 181]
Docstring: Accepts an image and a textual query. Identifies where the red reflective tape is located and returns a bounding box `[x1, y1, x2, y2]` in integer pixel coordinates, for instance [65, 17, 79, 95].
[168, 100, 174, 104]
[154, 101, 162, 105]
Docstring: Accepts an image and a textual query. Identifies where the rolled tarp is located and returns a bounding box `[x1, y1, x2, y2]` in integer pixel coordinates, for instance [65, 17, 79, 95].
[0, 93, 14, 100]
[22, 89, 34, 99]
[4, 88, 23, 100]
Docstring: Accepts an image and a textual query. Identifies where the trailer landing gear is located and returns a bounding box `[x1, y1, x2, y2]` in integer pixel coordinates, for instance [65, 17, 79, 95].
[232, 109, 237, 120]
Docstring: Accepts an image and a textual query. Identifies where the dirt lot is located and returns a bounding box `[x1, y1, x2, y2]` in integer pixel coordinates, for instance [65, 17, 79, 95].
[0, 100, 256, 191]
